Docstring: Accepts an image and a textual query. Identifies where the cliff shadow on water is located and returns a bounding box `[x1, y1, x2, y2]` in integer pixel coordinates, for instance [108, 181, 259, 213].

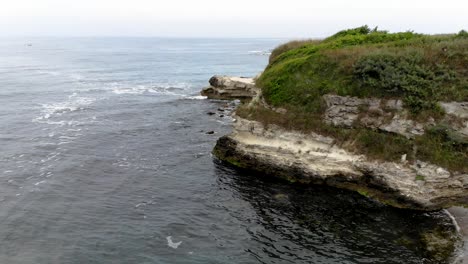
[213, 159, 461, 264]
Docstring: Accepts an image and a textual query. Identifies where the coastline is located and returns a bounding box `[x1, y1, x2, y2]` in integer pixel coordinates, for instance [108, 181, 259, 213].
[203, 74, 467, 263]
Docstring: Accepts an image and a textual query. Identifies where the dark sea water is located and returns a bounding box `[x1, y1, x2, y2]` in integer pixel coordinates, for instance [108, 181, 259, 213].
[0, 38, 457, 264]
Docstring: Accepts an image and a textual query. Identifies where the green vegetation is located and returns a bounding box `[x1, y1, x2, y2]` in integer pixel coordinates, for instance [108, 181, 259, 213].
[357, 189, 370, 197]
[245, 26, 468, 172]
[415, 125, 468, 171]
[259, 25, 468, 114]
[415, 175, 425, 181]
[419, 226, 458, 262]
[269, 39, 321, 64]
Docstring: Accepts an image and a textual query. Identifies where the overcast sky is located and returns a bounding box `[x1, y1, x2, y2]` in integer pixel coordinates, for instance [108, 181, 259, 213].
[0, 0, 467, 38]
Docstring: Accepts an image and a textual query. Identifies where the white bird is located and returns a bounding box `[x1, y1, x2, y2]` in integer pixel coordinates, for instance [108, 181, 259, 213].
[166, 236, 182, 249]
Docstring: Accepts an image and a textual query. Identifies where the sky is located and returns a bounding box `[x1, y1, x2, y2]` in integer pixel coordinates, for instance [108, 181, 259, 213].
[0, 0, 467, 38]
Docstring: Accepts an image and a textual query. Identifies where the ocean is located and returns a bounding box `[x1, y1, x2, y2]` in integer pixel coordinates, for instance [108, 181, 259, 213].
[0, 37, 455, 263]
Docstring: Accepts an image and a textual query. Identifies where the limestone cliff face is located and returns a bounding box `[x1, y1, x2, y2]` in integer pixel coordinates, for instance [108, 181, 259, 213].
[323, 95, 468, 139]
[204, 76, 468, 210]
[214, 116, 468, 210]
[201, 76, 259, 100]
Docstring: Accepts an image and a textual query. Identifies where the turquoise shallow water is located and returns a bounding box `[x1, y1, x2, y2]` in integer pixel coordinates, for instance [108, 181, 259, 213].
[0, 37, 456, 263]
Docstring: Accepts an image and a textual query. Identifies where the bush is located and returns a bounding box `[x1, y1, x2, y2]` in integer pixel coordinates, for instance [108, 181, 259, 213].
[326, 25, 373, 40]
[416, 125, 468, 172]
[458, 30, 468, 38]
[269, 39, 321, 64]
[353, 53, 456, 113]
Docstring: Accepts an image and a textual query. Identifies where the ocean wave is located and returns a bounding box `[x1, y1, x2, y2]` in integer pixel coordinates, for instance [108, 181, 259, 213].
[34, 69, 86, 82]
[248, 50, 272, 56]
[111, 82, 192, 96]
[35, 70, 62, 76]
[184, 95, 207, 100]
[34, 93, 96, 123]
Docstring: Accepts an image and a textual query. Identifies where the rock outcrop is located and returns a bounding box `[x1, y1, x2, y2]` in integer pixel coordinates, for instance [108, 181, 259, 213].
[324, 95, 468, 139]
[214, 116, 468, 210]
[203, 78, 467, 210]
[202, 75, 467, 211]
[201, 75, 259, 100]
[204, 74, 467, 262]
[323, 95, 425, 138]
[440, 102, 468, 137]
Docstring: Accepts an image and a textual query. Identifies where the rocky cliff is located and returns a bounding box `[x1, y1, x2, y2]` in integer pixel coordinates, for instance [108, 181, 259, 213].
[214, 115, 467, 211]
[203, 75, 466, 262]
[203, 27, 468, 262]
[204, 76, 468, 211]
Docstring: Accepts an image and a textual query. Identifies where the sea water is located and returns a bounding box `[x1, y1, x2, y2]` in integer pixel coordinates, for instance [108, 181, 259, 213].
[0, 37, 455, 263]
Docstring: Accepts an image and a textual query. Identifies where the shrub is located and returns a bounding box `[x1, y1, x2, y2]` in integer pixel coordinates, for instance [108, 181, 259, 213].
[416, 125, 468, 172]
[353, 53, 456, 113]
[458, 30, 468, 38]
[325, 25, 373, 40]
[324, 25, 388, 41]
[269, 39, 321, 64]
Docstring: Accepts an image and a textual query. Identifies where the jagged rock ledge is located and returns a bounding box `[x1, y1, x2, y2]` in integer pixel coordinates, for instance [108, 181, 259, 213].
[201, 75, 259, 100]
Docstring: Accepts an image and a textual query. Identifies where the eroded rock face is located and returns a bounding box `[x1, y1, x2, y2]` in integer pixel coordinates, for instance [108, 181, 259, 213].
[201, 75, 259, 100]
[323, 95, 427, 138]
[324, 95, 467, 139]
[213, 116, 468, 210]
[440, 102, 468, 137]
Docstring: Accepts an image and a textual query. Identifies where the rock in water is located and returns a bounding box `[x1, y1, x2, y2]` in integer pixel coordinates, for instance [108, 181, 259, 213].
[201, 75, 259, 100]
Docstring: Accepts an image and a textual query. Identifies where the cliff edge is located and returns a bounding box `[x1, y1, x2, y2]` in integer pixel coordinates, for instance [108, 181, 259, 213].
[207, 26, 468, 211]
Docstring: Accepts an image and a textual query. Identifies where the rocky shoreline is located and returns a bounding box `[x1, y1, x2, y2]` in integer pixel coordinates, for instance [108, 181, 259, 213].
[203, 75, 468, 263]
[205, 76, 468, 211]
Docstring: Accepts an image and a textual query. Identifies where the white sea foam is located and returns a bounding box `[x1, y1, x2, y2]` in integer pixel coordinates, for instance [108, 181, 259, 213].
[37, 120, 85, 127]
[111, 82, 191, 96]
[34, 180, 46, 186]
[35, 69, 86, 82]
[69, 73, 84, 81]
[166, 236, 182, 249]
[34, 93, 96, 124]
[184, 95, 207, 100]
[36, 70, 62, 76]
[248, 50, 272, 56]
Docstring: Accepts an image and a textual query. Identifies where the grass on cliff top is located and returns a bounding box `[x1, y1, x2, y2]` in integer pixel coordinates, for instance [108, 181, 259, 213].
[259, 26, 468, 115]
